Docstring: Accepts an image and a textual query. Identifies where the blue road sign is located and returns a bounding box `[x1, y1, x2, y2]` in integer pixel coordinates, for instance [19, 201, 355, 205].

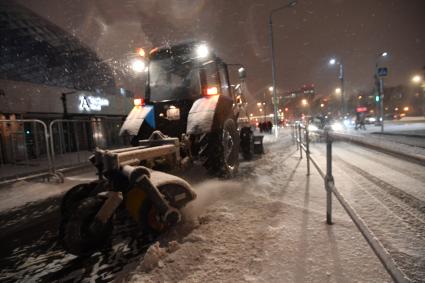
[377, 67, 388, 77]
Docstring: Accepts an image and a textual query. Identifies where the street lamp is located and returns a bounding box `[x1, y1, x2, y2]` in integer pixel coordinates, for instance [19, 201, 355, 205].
[411, 74, 425, 117]
[375, 51, 389, 132]
[328, 57, 345, 116]
[269, 0, 297, 136]
[335, 88, 341, 94]
[412, 75, 422, 84]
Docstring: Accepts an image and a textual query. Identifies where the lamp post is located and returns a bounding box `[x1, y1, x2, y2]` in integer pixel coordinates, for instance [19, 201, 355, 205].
[329, 58, 345, 116]
[411, 74, 425, 118]
[269, 0, 297, 137]
[375, 52, 389, 132]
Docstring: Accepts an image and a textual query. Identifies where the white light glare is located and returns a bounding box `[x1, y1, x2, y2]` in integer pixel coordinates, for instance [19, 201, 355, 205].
[307, 124, 318, 131]
[131, 59, 145, 73]
[196, 44, 209, 58]
[381, 52, 388, 57]
[329, 58, 336, 65]
[331, 122, 344, 131]
[412, 75, 422, 84]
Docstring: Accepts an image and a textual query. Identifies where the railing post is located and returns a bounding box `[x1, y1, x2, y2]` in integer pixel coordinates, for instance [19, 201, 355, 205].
[298, 124, 303, 159]
[325, 129, 334, 225]
[295, 124, 299, 150]
[306, 124, 310, 176]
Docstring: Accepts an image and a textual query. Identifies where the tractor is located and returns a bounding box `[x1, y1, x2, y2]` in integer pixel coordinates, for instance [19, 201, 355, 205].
[59, 41, 259, 255]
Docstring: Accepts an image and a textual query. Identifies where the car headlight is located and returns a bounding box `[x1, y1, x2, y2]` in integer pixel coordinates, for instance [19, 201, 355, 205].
[331, 122, 344, 131]
[307, 124, 319, 131]
[369, 117, 376, 122]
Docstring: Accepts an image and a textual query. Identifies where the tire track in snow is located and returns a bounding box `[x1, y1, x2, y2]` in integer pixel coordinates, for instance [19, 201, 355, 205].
[335, 157, 425, 220]
[310, 144, 425, 282]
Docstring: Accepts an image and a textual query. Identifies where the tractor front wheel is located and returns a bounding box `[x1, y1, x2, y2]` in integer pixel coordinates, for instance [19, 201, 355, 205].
[63, 197, 112, 256]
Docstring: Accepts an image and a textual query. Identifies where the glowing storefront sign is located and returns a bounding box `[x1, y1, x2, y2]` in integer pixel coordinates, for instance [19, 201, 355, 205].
[79, 95, 110, 112]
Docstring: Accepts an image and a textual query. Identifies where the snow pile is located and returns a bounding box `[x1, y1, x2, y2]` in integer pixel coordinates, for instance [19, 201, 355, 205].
[140, 242, 167, 272]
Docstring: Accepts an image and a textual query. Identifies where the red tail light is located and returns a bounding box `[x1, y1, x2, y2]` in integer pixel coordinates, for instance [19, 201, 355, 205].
[134, 98, 144, 107]
[204, 86, 218, 96]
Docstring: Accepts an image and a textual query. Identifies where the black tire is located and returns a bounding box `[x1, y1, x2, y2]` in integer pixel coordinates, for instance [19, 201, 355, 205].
[63, 197, 113, 256]
[240, 127, 254, 160]
[203, 119, 240, 177]
[61, 183, 93, 216]
[59, 181, 105, 241]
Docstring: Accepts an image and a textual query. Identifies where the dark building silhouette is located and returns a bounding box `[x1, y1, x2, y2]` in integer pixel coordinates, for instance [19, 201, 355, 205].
[0, 0, 115, 92]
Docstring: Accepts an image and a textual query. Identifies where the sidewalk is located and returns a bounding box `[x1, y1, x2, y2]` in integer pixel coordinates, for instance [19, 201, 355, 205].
[0, 150, 93, 182]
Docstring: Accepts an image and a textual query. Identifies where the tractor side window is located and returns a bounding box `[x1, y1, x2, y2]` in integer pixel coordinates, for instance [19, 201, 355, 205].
[218, 65, 231, 97]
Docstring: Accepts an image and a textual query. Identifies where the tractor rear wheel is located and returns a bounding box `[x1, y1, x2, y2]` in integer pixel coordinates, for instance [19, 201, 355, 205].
[203, 118, 239, 177]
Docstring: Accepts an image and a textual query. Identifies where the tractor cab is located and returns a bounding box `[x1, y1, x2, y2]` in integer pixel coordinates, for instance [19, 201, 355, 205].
[123, 41, 235, 141]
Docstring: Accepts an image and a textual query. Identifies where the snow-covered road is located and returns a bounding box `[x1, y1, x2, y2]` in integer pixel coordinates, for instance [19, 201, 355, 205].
[310, 141, 425, 282]
[127, 132, 391, 282]
[4, 129, 421, 282]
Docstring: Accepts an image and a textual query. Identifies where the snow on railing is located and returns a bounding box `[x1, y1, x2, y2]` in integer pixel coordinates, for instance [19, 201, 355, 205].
[293, 122, 410, 283]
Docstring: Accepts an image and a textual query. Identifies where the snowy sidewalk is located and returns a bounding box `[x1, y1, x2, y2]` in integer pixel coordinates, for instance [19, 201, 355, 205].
[126, 132, 391, 282]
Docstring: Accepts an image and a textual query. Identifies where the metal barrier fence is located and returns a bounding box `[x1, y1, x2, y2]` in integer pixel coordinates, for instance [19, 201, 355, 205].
[293, 123, 409, 283]
[49, 118, 129, 171]
[0, 119, 55, 182]
[0, 118, 129, 184]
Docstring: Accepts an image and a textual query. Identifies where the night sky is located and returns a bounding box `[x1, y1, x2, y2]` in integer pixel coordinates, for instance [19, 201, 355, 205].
[19, 0, 425, 106]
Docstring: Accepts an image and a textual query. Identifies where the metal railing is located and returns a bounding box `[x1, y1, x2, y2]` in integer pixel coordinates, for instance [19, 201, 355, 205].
[0, 119, 59, 182]
[49, 118, 129, 171]
[293, 123, 409, 283]
[0, 118, 129, 184]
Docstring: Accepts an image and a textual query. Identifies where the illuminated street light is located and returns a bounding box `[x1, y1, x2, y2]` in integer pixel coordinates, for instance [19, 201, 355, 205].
[404, 106, 409, 112]
[268, 86, 274, 92]
[320, 103, 324, 108]
[259, 108, 263, 112]
[131, 59, 145, 73]
[335, 88, 341, 94]
[301, 99, 308, 106]
[257, 102, 262, 107]
[412, 75, 422, 84]
[375, 51, 389, 133]
[328, 57, 345, 115]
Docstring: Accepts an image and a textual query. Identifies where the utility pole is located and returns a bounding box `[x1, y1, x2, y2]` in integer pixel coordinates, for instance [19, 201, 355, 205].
[379, 77, 385, 133]
[268, 0, 297, 137]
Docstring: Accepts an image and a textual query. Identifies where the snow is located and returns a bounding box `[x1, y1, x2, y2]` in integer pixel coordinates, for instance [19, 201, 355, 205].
[0, 168, 96, 212]
[3, 127, 423, 282]
[127, 130, 391, 283]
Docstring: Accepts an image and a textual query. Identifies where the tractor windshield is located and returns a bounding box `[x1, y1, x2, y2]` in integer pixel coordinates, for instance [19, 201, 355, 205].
[148, 54, 201, 102]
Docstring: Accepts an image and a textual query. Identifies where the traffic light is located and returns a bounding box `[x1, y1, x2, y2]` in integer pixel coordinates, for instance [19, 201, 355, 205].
[375, 95, 380, 102]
